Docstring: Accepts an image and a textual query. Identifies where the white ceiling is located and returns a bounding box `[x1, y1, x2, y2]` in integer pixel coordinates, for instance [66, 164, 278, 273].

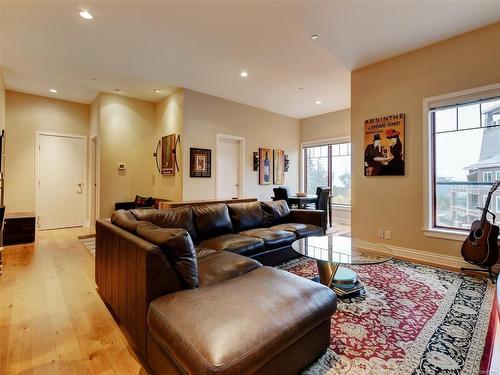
[1, 1, 500, 119]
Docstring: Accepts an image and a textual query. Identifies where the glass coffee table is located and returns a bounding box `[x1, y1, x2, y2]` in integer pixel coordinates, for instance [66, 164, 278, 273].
[292, 235, 393, 297]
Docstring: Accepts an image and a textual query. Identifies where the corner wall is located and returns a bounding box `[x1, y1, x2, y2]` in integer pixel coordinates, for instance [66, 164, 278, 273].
[154, 89, 183, 201]
[99, 93, 156, 217]
[300, 108, 350, 143]
[351, 22, 500, 258]
[183, 89, 300, 201]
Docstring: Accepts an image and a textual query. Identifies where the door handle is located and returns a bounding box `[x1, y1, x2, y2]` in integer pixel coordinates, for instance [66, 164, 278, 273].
[77, 182, 84, 194]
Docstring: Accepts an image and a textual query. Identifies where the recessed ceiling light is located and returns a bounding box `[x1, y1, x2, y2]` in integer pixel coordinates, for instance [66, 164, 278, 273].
[315, 100, 322, 104]
[311, 34, 319, 40]
[154, 89, 161, 93]
[240, 71, 248, 77]
[80, 10, 93, 20]
[49, 89, 58, 93]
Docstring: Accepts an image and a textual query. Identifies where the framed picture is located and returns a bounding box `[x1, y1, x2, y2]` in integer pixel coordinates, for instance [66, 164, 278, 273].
[161, 133, 176, 175]
[364, 113, 405, 176]
[190, 148, 211, 177]
[273, 149, 285, 185]
[259, 148, 273, 185]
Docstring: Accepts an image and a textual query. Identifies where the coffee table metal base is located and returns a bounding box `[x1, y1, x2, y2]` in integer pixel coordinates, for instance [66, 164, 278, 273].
[313, 260, 365, 297]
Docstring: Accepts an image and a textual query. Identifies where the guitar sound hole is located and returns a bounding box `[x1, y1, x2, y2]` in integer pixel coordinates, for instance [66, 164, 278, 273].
[473, 229, 483, 240]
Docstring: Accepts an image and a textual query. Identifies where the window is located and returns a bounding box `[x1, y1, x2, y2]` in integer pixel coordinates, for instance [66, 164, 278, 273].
[303, 142, 351, 205]
[431, 95, 500, 231]
[484, 171, 492, 182]
[497, 196, 500, 213]
[496, 171, 500, 181]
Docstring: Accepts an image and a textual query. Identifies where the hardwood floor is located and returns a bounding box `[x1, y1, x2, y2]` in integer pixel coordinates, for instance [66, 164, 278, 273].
[1, 226, 498, 374]
[0, 228, 148, 375]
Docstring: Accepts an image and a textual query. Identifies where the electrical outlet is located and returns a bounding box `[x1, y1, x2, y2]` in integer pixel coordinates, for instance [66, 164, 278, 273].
[378, 229, 385, 239]
[384, 230, 392, 240]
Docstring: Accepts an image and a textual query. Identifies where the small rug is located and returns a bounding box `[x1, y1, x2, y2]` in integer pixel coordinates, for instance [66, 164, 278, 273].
[78, 234, 96, 256]
[278, 257, 495, 375]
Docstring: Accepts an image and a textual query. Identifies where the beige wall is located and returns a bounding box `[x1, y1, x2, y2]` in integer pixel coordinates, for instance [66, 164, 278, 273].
[154, 89, 184, 201]
[4, 91, 90, 214]
[90, 95, 100, 137]
[0, 67, 5, 131]
[183, 89, 300, 201]
[89, 95, 101, 221]
[300, 108, 350, 143]
[351, 22, 500, 258]
[99, 93, 156, 217]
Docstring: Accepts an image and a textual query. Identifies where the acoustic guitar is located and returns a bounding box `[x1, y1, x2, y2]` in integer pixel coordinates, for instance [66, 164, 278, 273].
[461, 180, 500, 273]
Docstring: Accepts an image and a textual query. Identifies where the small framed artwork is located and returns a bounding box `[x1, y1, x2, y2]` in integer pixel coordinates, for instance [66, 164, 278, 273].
[273, 149, 285, 185]
[190, 148, 211, 177]
[259, 147, 273, 185]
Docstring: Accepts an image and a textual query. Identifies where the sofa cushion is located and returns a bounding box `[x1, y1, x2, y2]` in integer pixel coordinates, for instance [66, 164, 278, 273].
[147, 267, 337, 375]
[137, 222, 198, 289]
[193, 204, 234, 240]
[197, 249, 262, 287]
[199, 234, 264, 256]
[271, 223, 323, 238]
[111, 209, 141, 233]
[227, 201, 264, 232]
[239, 228, 296, 250]
[135, 195, 155, 207]
[261, 200, 290, 226]
[131, 206, 197, 241]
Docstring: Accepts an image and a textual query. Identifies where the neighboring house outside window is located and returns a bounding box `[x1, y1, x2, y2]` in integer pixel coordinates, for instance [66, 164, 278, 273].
[484, 171, 492, 182]
[497, 196, 500, 213]
[496, 170, 500, 181]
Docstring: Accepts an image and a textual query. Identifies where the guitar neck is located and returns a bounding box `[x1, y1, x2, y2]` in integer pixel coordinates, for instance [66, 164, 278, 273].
[479, 181, 500, 227]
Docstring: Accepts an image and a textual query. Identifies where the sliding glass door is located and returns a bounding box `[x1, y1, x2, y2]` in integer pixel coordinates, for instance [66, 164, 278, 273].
[303, 142, 351, 206]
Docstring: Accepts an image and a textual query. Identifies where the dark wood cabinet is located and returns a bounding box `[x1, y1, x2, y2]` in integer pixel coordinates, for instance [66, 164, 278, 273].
[4, 212, 36, 246]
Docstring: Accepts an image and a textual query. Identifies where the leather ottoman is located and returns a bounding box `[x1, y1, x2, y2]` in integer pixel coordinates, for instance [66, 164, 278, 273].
[147, 267, 337, 375]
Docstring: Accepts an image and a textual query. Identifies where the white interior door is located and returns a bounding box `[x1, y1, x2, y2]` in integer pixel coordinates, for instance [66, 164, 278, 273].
[38, 134, 85, 229]
[217, 137, 241, 198]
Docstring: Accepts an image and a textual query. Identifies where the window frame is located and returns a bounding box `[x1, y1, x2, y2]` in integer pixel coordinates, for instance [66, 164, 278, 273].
[484, 171, 493, 183]
[423, 83, 500, 241]
[301, 137, 351, 207]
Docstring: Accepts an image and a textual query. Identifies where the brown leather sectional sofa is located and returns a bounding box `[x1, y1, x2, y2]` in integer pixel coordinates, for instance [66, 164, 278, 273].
[96, 200, 337, 374]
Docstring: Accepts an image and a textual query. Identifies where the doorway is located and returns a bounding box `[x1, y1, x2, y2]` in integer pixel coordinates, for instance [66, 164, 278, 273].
[216, 134, 245, 199]
[90, 136, 99, 226]
[37, 132, 86, 230]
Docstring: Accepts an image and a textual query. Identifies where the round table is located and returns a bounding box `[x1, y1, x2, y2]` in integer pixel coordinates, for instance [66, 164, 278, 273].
[292, 235, 393, 297]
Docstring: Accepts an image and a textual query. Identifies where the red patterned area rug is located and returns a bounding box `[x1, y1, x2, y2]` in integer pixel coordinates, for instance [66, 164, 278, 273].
[278, 257, 495, 375]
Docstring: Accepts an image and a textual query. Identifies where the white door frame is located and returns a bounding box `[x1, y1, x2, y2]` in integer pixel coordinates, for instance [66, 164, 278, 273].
[89, 135, 100, 225]
[35, 131, 88, 229]
[215, 133, 245, 198]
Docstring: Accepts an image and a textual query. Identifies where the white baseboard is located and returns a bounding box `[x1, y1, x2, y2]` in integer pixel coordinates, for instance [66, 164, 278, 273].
[354, 239, 500, 274]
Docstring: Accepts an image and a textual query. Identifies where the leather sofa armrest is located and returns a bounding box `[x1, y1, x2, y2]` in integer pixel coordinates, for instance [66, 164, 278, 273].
[95, 219, 182, 359]
[288, 209, 326, 233]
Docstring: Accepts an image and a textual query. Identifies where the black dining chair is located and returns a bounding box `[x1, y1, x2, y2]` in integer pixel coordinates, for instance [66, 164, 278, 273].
[306, 186, 329, 209]
[272, 187, 289, 201]
[316, 187, 331, 211]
